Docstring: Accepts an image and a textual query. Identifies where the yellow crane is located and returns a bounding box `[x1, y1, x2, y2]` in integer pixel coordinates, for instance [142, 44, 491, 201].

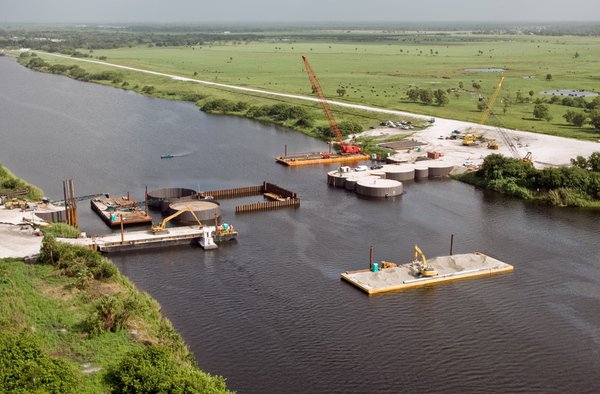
[151, 207, 203, 234]
[464, 74, 505, 147]
[413, 244, 438, 277]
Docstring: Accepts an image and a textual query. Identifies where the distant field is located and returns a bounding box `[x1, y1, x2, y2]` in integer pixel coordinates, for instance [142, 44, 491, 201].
[35, 34, 600, 139]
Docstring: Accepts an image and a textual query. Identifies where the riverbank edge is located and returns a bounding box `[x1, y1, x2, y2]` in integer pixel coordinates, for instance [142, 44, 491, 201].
[0, 166, 230, 392]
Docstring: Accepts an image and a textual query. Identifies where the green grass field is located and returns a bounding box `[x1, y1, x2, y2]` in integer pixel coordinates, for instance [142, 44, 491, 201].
[22, 33, 600, 140]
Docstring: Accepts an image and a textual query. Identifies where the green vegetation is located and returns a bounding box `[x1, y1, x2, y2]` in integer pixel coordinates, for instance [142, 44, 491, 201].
[456, 153, 600, 207]
[0, 239, 230, 392]
[40, 223, 80, 239]
[0, 164, 43, 200]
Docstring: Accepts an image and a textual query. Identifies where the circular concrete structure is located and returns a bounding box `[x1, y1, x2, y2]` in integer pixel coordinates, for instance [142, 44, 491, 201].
[345, 177, 359, 191]
[327, 172, 347, 188]
[168, 200, 220, 224]
[148, 188, 196, 211]
[355, 178, 403, 198]
[385, 165, 415, 182]
[428, 163, 454, 178]
[414, 166, 429, 179]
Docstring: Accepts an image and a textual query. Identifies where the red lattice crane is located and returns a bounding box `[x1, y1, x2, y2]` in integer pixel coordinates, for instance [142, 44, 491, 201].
[302, 56, 362, 154]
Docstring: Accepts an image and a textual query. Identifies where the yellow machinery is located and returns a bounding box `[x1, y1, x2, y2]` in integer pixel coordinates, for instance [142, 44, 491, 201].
[462, 133, 478, 146]
[413, 244, 438, 277]
[4, 198, 28, 210]
[151, 207, 202, 234]
[487, 139, 499, 150]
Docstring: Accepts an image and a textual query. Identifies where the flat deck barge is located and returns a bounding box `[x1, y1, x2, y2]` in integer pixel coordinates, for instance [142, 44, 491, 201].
[91, 197, 152, 227]
[59, 225, 238, 253]
[276, 153, 369, 166]
[341, 252, 513, 295]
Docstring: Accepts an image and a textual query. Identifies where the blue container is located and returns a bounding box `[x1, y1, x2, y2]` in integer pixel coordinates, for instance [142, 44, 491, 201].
[372, 262, 379, 272]
[111, 214, 116, 222]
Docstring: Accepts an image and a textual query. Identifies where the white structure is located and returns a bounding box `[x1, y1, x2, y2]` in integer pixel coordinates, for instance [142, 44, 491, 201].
[199, 226, 218, 250]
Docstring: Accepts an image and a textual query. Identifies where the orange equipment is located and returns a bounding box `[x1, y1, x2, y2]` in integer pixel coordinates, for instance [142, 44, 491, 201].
[301, 56, 362, 154]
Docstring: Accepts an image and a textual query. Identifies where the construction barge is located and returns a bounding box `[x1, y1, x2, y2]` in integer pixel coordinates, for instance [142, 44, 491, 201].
[91, 196, 152, 228]
[276, 152, 369, 167]
[59, 225, 238, 253]
[341, 252, 513, 295]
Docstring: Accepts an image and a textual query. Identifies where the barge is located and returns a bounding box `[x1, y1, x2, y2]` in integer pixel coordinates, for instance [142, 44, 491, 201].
[90, 196, 152, 228]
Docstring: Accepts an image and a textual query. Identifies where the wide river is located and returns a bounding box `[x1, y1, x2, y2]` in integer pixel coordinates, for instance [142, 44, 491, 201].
[1, 57, 599, 393]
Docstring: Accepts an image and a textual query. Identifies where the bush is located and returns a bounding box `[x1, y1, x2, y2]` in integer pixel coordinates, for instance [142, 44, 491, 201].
[41, 223, 80, 238]
[0, 332, 80, 393]
[39, 236, 117, 280]
[201, 98, 237, 113]
[105, 345, 229, 393]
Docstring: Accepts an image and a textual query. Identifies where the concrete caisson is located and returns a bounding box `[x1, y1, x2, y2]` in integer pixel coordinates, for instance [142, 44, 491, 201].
[427, 163, 454, 178]
[385, 165, 415, 182]
[355, 178, 403, 198]
[168, 200, 220, 224]
[414, 166, 429, 179]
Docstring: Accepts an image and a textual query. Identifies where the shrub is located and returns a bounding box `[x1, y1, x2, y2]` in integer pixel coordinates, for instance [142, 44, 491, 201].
[105, 345, 229, 393]
[0, 332, 80, 393]
[41, 223, 80, 238]
[201, 98, 237, 113]
[39, 236, 117, 280]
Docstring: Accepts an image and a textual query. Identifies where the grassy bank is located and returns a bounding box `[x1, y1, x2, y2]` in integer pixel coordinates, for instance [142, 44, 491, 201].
[0, 164, 43, 200]
[455, 153, 600, 208]
[0, 232, 230, 392]
[13, 32, 600, 141]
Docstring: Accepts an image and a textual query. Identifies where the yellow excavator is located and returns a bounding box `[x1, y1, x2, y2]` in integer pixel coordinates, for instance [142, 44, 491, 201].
[151, 207, 203, 234]
[413, 244, 438, 277]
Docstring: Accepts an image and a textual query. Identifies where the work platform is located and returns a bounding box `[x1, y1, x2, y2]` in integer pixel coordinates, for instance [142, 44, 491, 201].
[276, 153, 369, 166]
[341, 253, 513, 294]
[91, 197, 152, 228]
[59, 225, 237, 253]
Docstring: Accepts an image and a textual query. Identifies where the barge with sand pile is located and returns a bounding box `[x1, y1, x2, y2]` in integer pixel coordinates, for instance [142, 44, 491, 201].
[342, 250, 513, 295]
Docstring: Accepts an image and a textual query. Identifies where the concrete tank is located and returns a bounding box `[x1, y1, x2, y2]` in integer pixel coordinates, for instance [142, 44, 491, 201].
[355, 178, 403, 198]
[414, 166, 429, 179]
[428, 163, 454, 178]
[385, 165, 415, 181]
[168, 200, 220, 224]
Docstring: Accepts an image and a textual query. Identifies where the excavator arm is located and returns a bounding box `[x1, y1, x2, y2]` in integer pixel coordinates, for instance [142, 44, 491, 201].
[152, 207, 203, 233]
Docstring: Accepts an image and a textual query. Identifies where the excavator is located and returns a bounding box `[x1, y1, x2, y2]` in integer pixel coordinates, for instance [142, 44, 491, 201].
[412, 244, 438, 277]
[151, 207, 203, 234]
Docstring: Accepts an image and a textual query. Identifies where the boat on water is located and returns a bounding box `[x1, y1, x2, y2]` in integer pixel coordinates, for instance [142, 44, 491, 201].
[160, 154, 174, 159]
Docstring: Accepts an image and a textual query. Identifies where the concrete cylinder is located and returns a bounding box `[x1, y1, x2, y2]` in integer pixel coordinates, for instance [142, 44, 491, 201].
[428, 164, 454, 178]
[414, 166, 429, 179]
[385, 165, 415, 181]
[148, 188, 196, 210]
[355, 178, 403, 198]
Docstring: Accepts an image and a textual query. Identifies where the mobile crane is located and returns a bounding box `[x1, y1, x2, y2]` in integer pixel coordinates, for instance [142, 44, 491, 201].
[301, 55, 362, 154]
[476, 75, 533, 164]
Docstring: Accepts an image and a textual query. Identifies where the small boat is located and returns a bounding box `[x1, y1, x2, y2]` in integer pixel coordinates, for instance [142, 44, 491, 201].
[160, 154, 174, 159]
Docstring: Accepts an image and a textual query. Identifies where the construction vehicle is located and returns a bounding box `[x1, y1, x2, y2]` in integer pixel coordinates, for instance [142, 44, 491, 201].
[487, 140, 499, 150]
[301, 55, 362, 154]
[477, 75, 533, 163]
[412, 245, 438, 277]
[462, 133, 478, 146]
[151, 207, 203, 234]
[4, 198, 28, 210]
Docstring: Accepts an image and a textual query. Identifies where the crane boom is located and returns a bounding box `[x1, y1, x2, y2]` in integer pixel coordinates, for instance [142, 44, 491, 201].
[301, 56, 361, 154]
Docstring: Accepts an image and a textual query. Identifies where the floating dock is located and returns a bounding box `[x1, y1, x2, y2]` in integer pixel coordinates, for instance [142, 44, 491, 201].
[91, 197, 152, 227]
[59, 225, 237, 253]
[276, 152, 369, 166]
[341, 253, 513, 294]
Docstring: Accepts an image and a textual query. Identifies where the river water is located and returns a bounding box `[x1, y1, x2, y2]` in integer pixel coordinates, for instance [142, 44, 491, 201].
[1, 57, 599, 393]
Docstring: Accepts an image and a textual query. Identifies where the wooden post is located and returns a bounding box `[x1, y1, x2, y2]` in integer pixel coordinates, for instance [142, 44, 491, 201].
[145, 186, 148, 214]
[450, 234, 455, 256]
[284, 144, 287, 157]
[369, 244, 374, 270]
[120, 215, 124, 244]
